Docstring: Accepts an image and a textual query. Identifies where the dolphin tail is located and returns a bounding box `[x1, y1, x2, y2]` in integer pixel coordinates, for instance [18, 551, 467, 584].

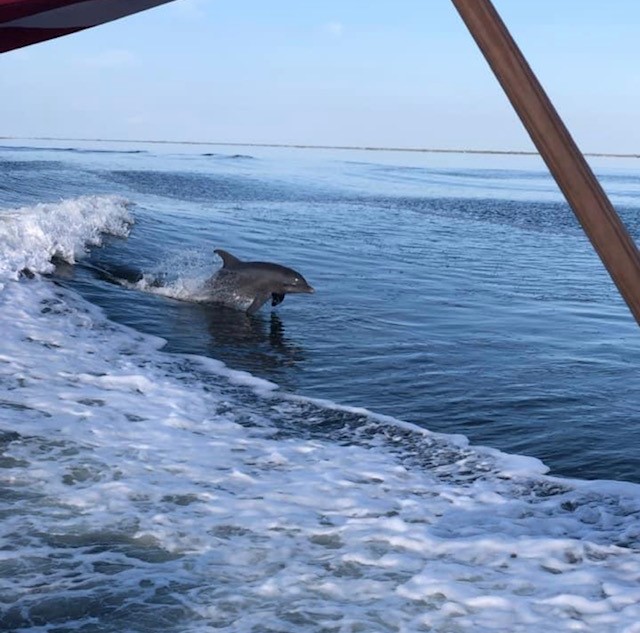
[214, 249, 242, 269]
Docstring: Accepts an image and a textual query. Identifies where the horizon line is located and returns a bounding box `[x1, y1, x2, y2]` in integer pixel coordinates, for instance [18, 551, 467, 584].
[2, 135, 640, 159]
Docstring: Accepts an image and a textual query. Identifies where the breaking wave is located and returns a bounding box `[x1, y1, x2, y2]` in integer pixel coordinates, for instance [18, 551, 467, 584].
[0, 195, 132, 281]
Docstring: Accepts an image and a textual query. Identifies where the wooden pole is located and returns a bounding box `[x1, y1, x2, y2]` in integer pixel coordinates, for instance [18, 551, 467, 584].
[451, 0, 640, 327]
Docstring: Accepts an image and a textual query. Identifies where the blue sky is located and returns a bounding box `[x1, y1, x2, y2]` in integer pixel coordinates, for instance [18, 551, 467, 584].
[1, 0, 639, 152]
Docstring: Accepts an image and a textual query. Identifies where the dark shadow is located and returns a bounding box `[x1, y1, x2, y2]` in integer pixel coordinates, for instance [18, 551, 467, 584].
[197, 304, 306, 375]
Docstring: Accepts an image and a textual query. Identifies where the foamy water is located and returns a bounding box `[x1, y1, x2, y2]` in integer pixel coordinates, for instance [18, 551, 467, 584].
[0, 195, 132, 282]
[1, 195, 640, 631]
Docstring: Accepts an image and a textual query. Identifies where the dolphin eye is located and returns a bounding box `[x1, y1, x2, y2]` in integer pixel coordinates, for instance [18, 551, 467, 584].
[293, 277, 300, 283]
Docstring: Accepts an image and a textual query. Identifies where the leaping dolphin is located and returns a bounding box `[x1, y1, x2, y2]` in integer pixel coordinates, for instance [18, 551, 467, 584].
[204, 249, 315, 315]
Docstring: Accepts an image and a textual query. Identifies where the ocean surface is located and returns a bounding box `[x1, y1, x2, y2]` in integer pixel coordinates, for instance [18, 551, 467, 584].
[1, 140, 639, 632]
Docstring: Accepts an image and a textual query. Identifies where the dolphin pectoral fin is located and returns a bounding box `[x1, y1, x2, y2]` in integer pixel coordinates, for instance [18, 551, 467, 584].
[271, 293, 285, 307]
[214, 249, 242, 269]
[246, 291, 271, 315]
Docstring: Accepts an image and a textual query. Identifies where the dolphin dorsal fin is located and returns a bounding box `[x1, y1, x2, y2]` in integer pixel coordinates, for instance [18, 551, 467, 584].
[214, 249, 242, 269]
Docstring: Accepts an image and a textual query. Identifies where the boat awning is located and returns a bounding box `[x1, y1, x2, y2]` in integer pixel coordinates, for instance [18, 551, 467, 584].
[0, 0, 175, 54]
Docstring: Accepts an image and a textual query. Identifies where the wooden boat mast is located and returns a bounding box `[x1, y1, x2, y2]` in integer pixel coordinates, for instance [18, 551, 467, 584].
[452, 0, 640, 326]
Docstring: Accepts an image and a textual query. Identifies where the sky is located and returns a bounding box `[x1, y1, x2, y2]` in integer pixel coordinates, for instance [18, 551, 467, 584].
[1, 0, 640, 153]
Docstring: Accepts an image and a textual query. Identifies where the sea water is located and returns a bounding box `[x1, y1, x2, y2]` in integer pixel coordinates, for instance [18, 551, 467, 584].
[0, 141, 639, 632]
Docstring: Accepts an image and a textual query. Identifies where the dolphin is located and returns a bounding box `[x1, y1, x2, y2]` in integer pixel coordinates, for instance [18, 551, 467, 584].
[205, 249, 314, 315]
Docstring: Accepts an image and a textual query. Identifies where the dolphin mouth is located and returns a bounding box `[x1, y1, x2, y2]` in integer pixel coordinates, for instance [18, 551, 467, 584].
[306, 286, 315, 294]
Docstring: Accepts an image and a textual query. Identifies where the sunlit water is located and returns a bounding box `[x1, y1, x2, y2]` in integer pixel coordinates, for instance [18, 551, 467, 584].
[1, 141, 639, 632]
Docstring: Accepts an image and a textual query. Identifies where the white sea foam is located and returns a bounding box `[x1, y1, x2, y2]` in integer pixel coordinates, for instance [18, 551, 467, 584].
[0, 195, 132, 281]
[1, 280, 640, 632]
[1, 199, 640, 632]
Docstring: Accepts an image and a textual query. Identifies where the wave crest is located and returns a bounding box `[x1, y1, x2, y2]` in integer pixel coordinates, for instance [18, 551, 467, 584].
[0, 195, 133, 280]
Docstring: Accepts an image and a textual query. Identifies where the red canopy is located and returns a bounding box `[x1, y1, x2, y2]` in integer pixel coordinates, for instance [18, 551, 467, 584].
[0, 0, 175, 53]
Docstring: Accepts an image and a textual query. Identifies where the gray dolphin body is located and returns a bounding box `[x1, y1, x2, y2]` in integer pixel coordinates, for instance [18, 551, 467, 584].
[205, 249, 314, 315]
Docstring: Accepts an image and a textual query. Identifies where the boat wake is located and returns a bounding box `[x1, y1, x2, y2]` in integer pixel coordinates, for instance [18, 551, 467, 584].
[1, 196, 639, 632]
[0, 194, 132, 283]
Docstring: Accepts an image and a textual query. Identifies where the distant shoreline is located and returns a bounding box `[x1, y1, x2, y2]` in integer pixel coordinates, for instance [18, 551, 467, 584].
[2, 136, 640, 159]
